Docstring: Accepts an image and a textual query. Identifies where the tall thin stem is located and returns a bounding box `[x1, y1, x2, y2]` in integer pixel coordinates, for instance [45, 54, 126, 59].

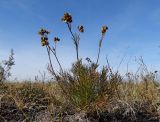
[96, 46, 101, 65]
[48, 45, 63, 73]
[46, 46, 57, 78]
[67, 23, 79, 61]
[96, 35, 104, 65]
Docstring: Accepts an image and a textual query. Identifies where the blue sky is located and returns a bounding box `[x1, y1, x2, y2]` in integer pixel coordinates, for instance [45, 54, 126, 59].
[0, 0, 160, 80]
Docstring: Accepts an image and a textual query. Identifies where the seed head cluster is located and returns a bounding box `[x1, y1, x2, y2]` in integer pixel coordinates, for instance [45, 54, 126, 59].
[78, 25, 84, 33]
[54, 37, 60, 43]
[38, 12, 109, 57]
[38, 28, 49, 36]
[61, 13, 72, 23]
[38, 29, 50, 46]
[101, 26, 108, 35]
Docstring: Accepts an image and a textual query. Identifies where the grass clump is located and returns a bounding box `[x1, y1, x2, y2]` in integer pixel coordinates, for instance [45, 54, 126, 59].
[38, 12, 109, 111]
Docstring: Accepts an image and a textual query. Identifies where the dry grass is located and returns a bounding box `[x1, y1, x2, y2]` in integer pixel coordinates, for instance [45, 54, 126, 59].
[0, 69, 159, 121]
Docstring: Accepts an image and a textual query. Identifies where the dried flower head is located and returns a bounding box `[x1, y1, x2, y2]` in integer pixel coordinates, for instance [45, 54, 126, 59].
[86, 57, 91, 63]
[41, 37, 49, 46]
[54, 37, 60, 43]
[61, 13, 72, 23]
[41, 40, 49, 46]
[78, 25, 84, 32]
[38, 28, 49, 36]
[101, 26, 108, 35]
